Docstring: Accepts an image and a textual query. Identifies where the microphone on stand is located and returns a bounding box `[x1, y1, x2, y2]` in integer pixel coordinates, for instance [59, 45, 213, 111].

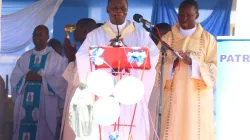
[110, 15, 123, 75]
[133, 13, 183, 138]
[110, 14, 122, 47]
[133, 13, 183, 60]
[133, 14, 155, 27]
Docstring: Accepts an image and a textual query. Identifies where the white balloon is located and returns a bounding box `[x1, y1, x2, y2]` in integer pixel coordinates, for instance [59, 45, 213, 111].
[87, 70, 114, 97]
[93, 97, 120, 126]
[113, 76, 144, 105]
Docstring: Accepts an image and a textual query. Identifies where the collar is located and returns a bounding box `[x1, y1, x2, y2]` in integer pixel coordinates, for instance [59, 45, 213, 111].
[172, 22, 204, 40]
[102, 20, 136, 39]
[107, 20, 129, 33]
[32, 46, 49, 55]
[179, 25, 197, 37]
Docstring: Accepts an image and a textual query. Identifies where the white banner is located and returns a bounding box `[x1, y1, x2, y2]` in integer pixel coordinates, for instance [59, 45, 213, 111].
[216, 37, 250, 140]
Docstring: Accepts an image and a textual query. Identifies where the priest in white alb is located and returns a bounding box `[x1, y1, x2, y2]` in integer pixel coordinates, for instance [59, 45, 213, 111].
[10, 25, 67, 140]
[75, 0, 159, 139]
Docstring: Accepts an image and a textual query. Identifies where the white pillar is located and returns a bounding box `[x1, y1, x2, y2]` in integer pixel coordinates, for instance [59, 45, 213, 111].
[235, 0, 250, 37]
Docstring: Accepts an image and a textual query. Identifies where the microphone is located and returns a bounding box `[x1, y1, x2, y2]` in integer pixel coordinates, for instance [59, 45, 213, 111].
[114, 14, 121, 41]
[133, 14, 154, 27]
[110, 14, 122, 47]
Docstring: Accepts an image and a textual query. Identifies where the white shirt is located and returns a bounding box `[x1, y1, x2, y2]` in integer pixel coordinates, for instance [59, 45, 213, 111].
[107, 20, 129, 33]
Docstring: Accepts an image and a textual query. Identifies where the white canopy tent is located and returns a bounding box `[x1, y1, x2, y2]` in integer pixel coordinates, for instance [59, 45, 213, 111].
[0, 0, 63, 54]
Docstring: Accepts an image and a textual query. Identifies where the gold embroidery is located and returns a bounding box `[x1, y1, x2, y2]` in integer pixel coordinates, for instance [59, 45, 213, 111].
[164, 81, 173, 140]
[197, 81, 201, 140]
[185, 50, 202, 58]
[198, 32, 203, 59]
[206, 63, 216, 85]
[170, 32, 176, 61]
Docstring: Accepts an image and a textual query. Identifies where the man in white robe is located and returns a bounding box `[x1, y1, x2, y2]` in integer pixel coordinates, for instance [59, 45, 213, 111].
[11, 25, 67, 140]
[76, 0, 159, 139]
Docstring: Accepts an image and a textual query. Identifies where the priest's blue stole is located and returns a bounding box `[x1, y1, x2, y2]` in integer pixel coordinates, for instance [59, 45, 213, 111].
[18, 53, 48, 140]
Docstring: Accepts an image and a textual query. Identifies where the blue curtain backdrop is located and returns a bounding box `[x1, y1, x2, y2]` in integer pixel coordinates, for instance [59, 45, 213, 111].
[151, 0, 232, 37]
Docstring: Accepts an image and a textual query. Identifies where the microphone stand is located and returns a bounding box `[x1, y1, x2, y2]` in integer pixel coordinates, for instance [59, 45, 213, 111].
[110, 15, 122, 47]
[142, 23, 182, 138]
[110, 15, 123, 75]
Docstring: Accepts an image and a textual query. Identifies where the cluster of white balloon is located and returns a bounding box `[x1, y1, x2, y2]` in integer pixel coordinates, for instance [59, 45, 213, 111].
[87, 69, 145, 126]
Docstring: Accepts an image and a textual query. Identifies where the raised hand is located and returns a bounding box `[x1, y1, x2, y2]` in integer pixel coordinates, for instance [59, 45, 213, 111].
[64, 38, 76, 63]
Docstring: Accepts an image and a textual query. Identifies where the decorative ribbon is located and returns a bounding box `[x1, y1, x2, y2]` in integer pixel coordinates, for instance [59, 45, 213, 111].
[114, 80, 117, 86]
[127, 50, 147, 66]
[109, 131, 120, 140]
[89, 45, 105, 65]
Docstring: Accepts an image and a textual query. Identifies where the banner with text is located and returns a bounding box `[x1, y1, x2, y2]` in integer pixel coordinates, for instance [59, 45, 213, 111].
[216, 39, 250, 140]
